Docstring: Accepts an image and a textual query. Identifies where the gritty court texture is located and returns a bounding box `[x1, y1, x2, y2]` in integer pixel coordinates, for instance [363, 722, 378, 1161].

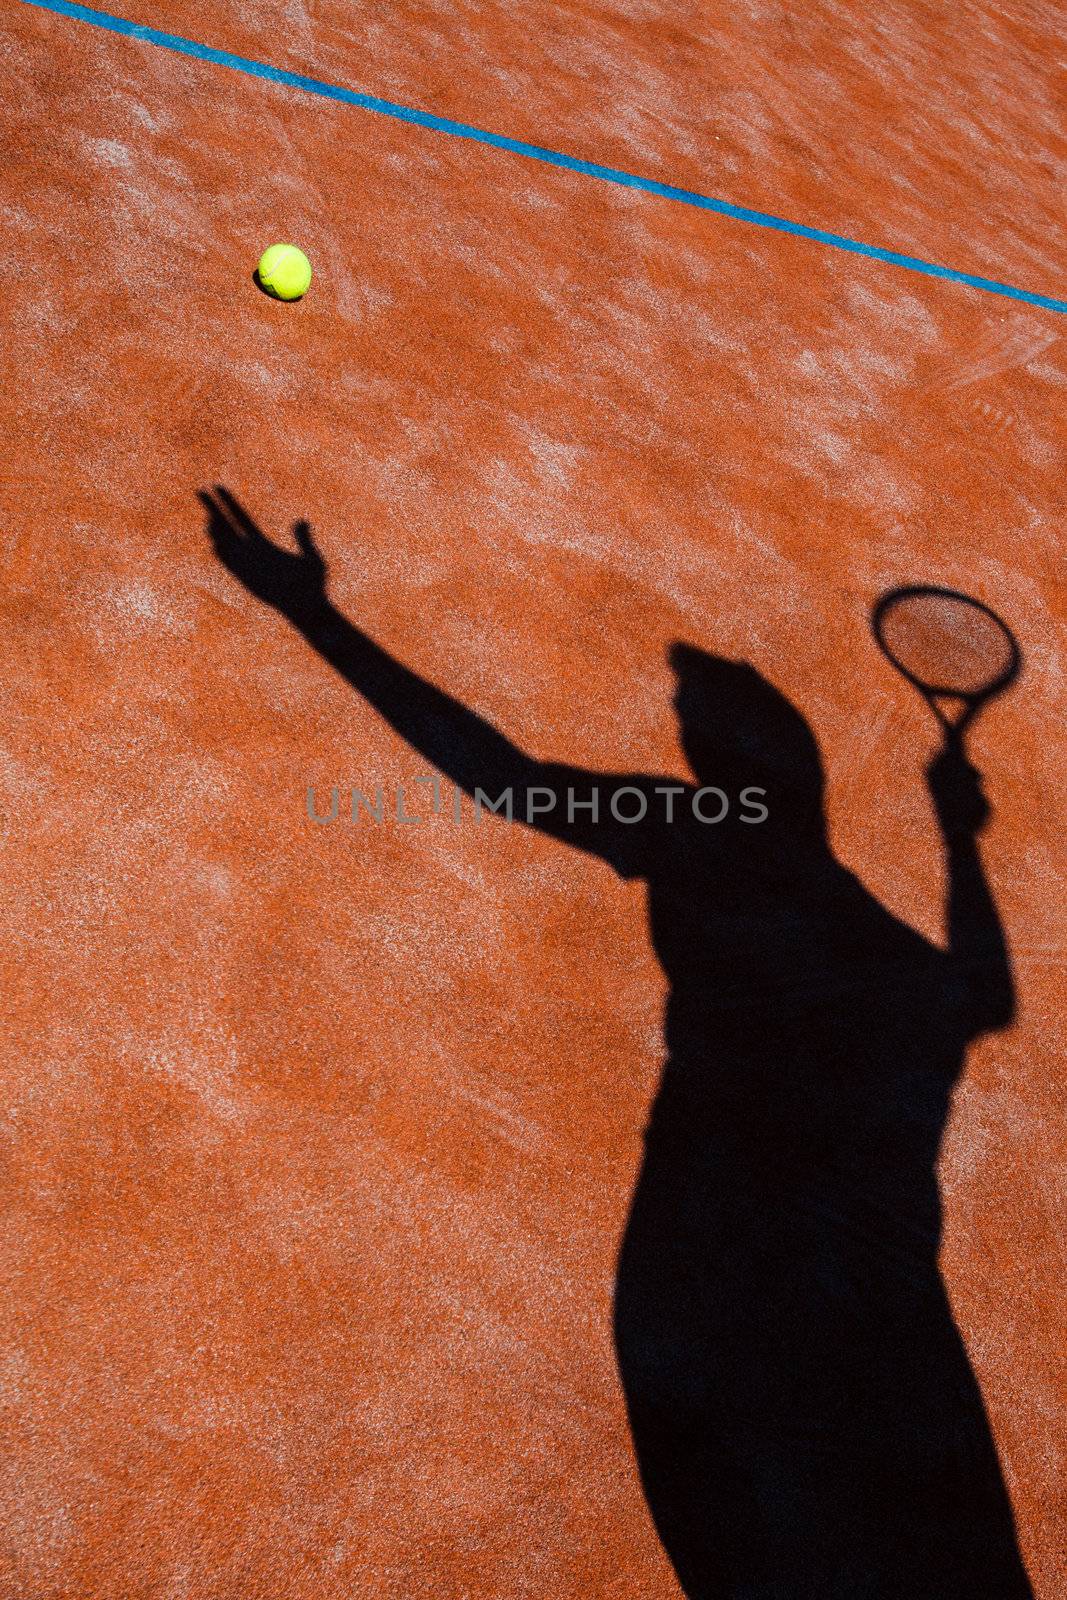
[2, 0, 1065, 1595]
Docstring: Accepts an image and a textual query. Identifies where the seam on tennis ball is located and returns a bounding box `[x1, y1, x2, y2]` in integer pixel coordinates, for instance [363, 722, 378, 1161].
[278, 245, 305, 297]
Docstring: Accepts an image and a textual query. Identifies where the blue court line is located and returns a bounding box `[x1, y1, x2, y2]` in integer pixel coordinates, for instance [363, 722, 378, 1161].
[17, 0, 1067, 315]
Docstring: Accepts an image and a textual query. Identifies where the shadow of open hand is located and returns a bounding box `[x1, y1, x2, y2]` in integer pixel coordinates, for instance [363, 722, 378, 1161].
[200, 486, 327, 617]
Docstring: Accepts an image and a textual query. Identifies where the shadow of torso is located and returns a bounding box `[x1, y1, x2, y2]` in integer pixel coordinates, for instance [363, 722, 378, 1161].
[615, 811, 1030, 1599]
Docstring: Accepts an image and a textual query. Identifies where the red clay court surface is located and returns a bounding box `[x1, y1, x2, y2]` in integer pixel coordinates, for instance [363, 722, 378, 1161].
[1, 0, 1065, 1595]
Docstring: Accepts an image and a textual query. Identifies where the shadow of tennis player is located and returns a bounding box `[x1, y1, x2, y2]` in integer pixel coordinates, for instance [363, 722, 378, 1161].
[201, 486, 1033, 1599]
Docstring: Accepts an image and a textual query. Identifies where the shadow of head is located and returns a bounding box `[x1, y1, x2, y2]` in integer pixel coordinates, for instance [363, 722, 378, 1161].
[669, 643, 826, 838]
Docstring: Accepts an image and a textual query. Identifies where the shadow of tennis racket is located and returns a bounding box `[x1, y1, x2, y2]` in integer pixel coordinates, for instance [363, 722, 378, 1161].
[872, 586, 1021, 752]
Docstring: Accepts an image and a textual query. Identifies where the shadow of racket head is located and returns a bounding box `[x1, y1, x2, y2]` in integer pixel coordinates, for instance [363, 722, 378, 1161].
[872, 585, 1021, 744]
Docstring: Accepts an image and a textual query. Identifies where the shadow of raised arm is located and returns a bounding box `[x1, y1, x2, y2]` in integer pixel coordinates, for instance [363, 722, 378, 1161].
[201, 485, 544, 801]
[925, 735, 1014, 1036]
[201, 488, 637, 862]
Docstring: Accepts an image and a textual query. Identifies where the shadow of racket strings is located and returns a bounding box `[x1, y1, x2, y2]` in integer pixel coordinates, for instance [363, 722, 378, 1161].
[873, 585, 1020, 745]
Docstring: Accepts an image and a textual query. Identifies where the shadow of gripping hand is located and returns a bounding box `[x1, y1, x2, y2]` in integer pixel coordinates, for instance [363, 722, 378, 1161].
[926, 739, 991, 839]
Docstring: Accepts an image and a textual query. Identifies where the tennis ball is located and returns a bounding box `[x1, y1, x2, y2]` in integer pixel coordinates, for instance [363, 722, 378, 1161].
[256, 243, 312, 301]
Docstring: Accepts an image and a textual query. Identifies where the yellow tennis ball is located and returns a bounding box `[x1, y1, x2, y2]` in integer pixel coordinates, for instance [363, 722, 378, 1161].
[256, 243, 312, 301]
